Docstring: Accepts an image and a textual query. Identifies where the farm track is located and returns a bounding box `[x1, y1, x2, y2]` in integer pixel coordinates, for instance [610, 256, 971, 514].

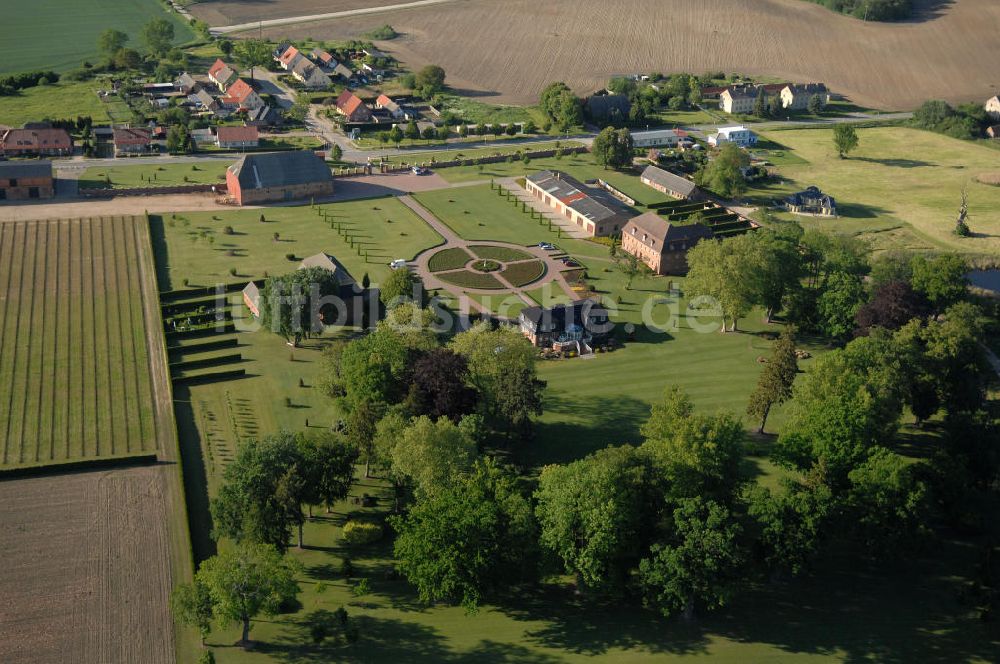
[258, 0, 1000, 110]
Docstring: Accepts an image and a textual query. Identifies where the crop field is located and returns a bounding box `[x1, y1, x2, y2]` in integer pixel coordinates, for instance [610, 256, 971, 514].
[0, 0, 194, 74]
[751, 126, 1000, 253]
[189, 0, 404, 26]
[260, 0, 999, 109]
[0, 467, 175, 664]
[0, 216, 161, 468]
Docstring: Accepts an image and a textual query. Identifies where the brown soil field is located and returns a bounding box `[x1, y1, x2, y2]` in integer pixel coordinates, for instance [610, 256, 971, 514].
[252, 0, 1000, 110]
[189, 0, 404, 26]
[0, 467, 175, 664]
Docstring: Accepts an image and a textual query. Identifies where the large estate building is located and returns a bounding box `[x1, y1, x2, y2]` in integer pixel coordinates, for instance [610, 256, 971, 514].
[519, 300, 612, 352]
[226, 151, 334, 205]
[620, 211, 713, 275]
[784, 186, 837, 216]
[525, 170, 631, 237]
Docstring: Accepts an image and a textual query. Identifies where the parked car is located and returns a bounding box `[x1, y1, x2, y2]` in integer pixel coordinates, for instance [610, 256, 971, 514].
[561, 258, 580, 267]
[537, 242, 556, 250]
[389, 259, 408, 270]
[411, 166, 429, 175]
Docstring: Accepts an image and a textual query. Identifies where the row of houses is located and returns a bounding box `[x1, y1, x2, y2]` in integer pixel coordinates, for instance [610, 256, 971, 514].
[0, 124, 73, 157]
[714, 83, 831, 114]
[333, 90, 416, 125]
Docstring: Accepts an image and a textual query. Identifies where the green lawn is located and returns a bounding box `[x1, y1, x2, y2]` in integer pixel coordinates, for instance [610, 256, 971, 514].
[751, 126, 1000, 254]
[0, 0, 195, 74]
[382, 140, 582, 168]
[0, 80, 112, 126]
[150, 198, 444, 291]
[80, 162, 230, 190]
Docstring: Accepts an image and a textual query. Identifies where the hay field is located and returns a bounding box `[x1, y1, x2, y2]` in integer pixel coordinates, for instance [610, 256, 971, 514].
[0, 217, 159, 468]
[256, 0, 1000, 109]
[0, 468, 174, 664]
[190, 0, 403, 26]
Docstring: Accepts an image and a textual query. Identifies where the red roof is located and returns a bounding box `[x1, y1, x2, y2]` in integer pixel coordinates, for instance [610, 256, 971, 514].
[113, 127, 151, 146]
[376, 94, 395, 107]
[1, 127, 72, 151]
[278, 46, 301, 66]
[217, 125, 259, 143]
[316, 50, 334, 64]
[336, 91, 370, 119]
[208, 59, 230, 78]
[223, 79, 257, 104]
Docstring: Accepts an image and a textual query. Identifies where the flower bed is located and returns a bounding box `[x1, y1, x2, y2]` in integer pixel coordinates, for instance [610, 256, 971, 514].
[502, 260, 546, 287]
[437, 270, 506, 289]
[428, 247, 473, 272]
[468, 245, 532, 262]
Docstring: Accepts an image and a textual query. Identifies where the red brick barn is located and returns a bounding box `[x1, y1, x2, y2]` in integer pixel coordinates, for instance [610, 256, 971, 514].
[226, 151, 334, 205]
[0, 161, 55, 200]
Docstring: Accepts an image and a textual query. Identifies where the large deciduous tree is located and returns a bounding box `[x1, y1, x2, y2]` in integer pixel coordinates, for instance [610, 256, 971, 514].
[697, 142, 749, 199]
[832, 123, 859, 159]
[259, 267, 344, 346]
[414, 64, 446, 98]
[909, 254, 969, 316]
[685, 234, 756, 332]
[379, 268, 422, 309]
[744, 479, 832, 578]
[390, 415, 478, 499]
[297, 434, 357, 515]
[233, 39, 272, 81]
[854, 280, 929, 336]
[98, 29, 129, 59]
[142, 18, 175, 56]
[746, 328, 799, 434]
[170, 579, 214, 645]
[591, 127, 634, 170]
[407, 348, 478, 422]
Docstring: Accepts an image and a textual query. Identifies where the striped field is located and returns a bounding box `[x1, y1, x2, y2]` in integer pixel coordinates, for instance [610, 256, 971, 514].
[0, 217, 157, 467]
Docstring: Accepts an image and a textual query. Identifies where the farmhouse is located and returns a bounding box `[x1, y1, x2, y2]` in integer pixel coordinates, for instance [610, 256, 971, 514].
[175, 72, 198, 94]
[0, 126, 72, 157]
[376, 94, 405, 119]
[191, 89, 221, 115]
[585, 94, 631, 123]
[719, 87, 755, 114]
[784, 186, 837, 216]
[335, 91, 373, 123]
[0, 160, 55, 200]
[113, 127, 153, 156]
[630, 129, 682, 148]
[640, 165, 704, 201]
[780, 83, 829, 110]
[525, 170, 631, 237]
[292, 59, 332, 90]
[275, 44, 304, 71]
[519, 300, 611, 352]
[708, 125, 757, 148]
[221, 79, 265, 112]
[208, 59, 238, 92]
[225, 150, 334, 205]
[311, 48, 337, 69]
[620, 211, 712, 275]
[246, 105, 280, 127]
[986, 96, 1000, 121]
[216, 125, 259, 149]
[242, 281, 261, 317]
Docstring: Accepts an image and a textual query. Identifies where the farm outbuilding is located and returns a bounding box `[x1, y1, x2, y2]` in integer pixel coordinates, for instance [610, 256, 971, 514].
[0, 160, 55, 200]
[225, 151, 334, 205]
[640, 165, 704, 201]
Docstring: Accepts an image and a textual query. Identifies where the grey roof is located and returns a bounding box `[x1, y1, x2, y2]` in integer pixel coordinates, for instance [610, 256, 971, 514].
[623, 212, 713, 252]
[192, 89, 217, 109]
[527, 170, 630, 225]
[786, 186, 835, 209]
[585, 94, 631, 120]
[520, 299, 610, 331]
[784, 83, 828, 96]
[243, 281, 260, 304]
[0, 160, 53, 179]
[228, 151, 332, 191]
[333, 63, 353, 79]
[176, 73, 198, 90]
[641, 165, 700, 198]
[298, 253, 356, 286]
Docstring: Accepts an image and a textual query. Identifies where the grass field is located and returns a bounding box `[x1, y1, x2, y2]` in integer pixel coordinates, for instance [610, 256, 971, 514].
[0, 216, 158, 467]
[80, 162, 230, 190]
[381, 140, 582, 168]
[414, 185, 565, 246]
[0, 80, 112, 126]
[0, 0, 194, 74]
[751, 127, 1000, 253]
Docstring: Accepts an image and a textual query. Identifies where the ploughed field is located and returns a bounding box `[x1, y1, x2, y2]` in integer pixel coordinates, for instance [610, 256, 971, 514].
[251, 0, 999, 109]
[0, 216, 159, 467]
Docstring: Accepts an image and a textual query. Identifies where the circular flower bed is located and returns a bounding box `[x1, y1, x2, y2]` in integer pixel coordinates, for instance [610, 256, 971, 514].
[471, 259, 502, 273]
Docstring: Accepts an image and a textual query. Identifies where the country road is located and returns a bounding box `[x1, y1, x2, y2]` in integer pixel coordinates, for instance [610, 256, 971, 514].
[210, 0, 464, 35]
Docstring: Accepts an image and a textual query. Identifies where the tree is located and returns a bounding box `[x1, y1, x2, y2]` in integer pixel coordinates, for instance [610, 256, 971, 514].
[832, 123, 858, 159]
[641, 386, 746, 503]
[390, 415, 478, 498]
[638, 498, 743, 620]
[259, 267, 344, 346]
[219, 39, 234, 57]
[329, 143, 343, 162]
[591, 127, 633, 170]
[166, 124, 191, 154]
[196, 543, 300, 647]
[535, 445, 654, 593]
[954, 188, 971, 237]
[98, 29, 129, 59]
[753, 89, 768, 118]
[746, 328, 799, 434]
[697, 142, 749, 199]
[414, 64, 446, 98]
[539, 82, 582, 131]
[345, 399, 381, 477]
[685, 234, 756, 332]
[379, 267, 421, 309]
[408, 349, 478, 421]
[854, 280, 929, 336]
[391, 458, 536, 612]
[112, 48, 142, 71]
[210, 433, 308, 551]
[744, 479, 833, 578]
[233, 39, 271, 81]
[404, 119, 420, 141]
[816, 270, 865, 340]
[286, 96, 310, 124]
[807, 93, 825, 115]
[388, 125, 404, 147]
[297, 434, 357, 515]
[170, 579, 214, 645]
[337, 326, 413, 407]
[142, 18, 175, 56]
[615, 251, 642, 290]
[909, 254, 969, 315]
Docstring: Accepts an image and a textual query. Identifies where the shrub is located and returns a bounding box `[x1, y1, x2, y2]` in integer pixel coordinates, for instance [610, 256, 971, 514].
[340, 556, 355, 578]
[352, 578, 371, 597]
[222, 225, 233, 235]
[197, 651, 216, 664]
[286, 253, 296, 261]
[228, 267, 237, 276]
[342, 520, 383, 545]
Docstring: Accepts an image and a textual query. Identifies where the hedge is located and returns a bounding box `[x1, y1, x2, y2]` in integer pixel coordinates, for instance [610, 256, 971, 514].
[342, 520, 383, 545]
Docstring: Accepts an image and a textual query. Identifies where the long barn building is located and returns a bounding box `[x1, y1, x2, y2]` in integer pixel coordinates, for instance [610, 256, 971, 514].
[225, 151, 334, 205]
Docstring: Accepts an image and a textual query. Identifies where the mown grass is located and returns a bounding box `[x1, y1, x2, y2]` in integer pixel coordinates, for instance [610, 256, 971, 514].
[379, 140, 582, 167]
[414, 185, 563, 246]
[0, 80, 111, 126]
[79, 162, 230, 190]
[0, 0, 195, 75]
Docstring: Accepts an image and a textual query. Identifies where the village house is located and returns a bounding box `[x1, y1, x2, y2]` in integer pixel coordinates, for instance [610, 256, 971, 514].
[275, 44, 304, 71]
[620, 211, 713, 275]
[333, 63, 354, 81]
[526, 170, 632, 237]
[987, 124, 1000, 139]
[216, 125, 260, 149]
[113, 127, 153, 157]
[708, 125, 757, 148]
[246, 105, 279, 127]
[640, 164, 705, 201]
[191, 88, 222, 115]
[519, 300, 612, 352]
[780, 83, 830, 111]
[375, 94, 405, 119]
[719, 87, 755, 114]
[208, 59, 238, 92]
[985, 95, 1000, 122]
[630, 129, 682, 149]
[584, 93, 631, 124]
[0, 125, 72, 157]
[175, 72, 198, 95]
[335, 91, 373, 123]
[0, 160, 55, 200]
[298, 252, 368, 326]
[298, 252, 357, 287]
[784, 186, 837, 216]
[292, 59, 332, 90]
[226, 150, 334, 205]
[310, 48, 337, 70]
[222, 79, 265, 112]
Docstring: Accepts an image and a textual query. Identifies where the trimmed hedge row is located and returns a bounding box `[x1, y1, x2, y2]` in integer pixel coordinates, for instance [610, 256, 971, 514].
[170, 354, 243, 372]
